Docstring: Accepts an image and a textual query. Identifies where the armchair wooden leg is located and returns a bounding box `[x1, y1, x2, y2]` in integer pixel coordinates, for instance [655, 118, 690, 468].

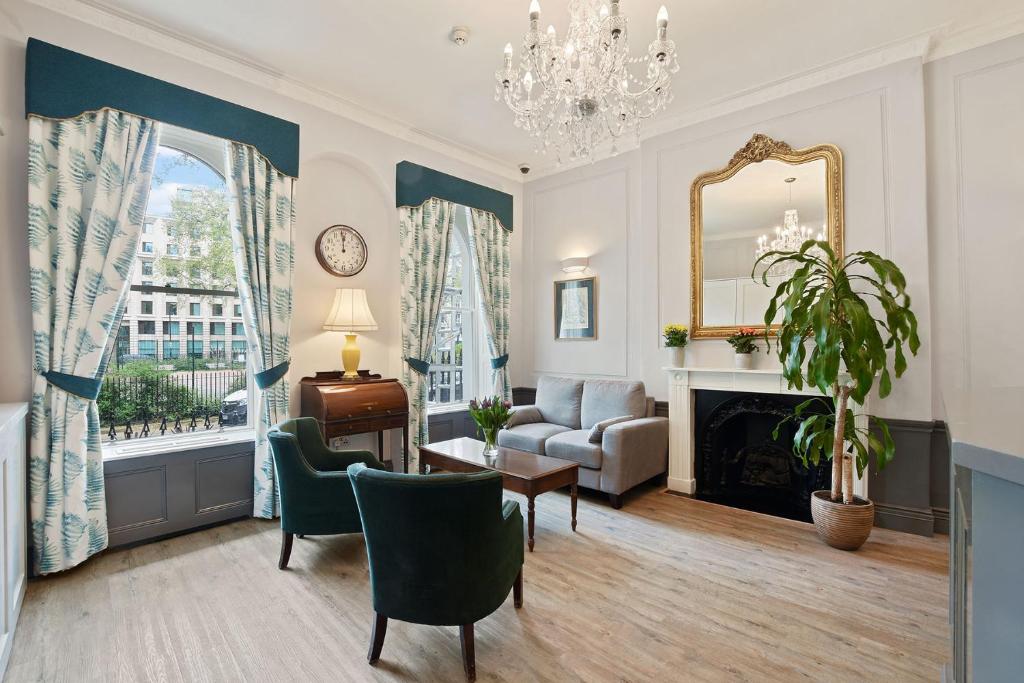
[513, 568, 523, 608]
[296, 534, 305, 539]
[459, 623, 476, 681]
[608, 493, 623, 510]
[367, 612, 388, 665]
[278, 531, 294, 570]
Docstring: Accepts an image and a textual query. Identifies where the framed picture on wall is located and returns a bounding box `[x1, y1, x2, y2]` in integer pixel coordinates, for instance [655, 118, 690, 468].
[554, 276, 597, 340]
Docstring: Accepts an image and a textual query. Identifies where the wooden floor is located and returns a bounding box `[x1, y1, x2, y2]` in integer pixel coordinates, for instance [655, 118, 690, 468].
[7, 486, 949, 682]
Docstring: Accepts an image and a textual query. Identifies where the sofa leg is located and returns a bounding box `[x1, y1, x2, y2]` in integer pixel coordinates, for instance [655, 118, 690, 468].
[278, 531, 294, 570]
[513, 568, 523, 608]
[368, 612, 388, 664]
[608, 493, 623, 510]
[459, 623, 476, 681]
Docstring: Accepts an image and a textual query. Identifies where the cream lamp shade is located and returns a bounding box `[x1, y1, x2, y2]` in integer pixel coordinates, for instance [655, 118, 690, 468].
[323, 288, 378, 332]
[323, 289, 377, 378]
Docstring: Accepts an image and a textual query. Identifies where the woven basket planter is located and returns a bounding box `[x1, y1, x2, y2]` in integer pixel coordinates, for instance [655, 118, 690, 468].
[810, 490, 875, 550]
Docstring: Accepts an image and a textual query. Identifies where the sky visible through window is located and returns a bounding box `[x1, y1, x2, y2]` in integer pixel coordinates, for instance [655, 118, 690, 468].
[148, 147, 225, 216]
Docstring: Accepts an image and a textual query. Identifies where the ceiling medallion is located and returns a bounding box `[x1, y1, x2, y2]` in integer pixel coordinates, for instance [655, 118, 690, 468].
[495, 0, 679, 164]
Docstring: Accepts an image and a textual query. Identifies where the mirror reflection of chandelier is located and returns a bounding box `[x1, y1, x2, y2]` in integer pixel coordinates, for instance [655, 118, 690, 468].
[495, 0, 679, 164]
[754, 177, 826, 277]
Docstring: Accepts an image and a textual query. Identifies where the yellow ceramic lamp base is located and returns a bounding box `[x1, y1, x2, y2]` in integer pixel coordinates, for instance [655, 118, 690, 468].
[341, 333, 362, 378]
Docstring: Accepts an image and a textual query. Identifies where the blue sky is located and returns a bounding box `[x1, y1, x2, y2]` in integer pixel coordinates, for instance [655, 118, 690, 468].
[147, 147, 225, 216]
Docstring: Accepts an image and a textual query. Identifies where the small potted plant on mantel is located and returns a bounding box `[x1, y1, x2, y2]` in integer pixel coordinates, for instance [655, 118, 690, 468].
[664, 324, 689, 367]
[726, 328, 759, 370]
[755, 241, 920, 550]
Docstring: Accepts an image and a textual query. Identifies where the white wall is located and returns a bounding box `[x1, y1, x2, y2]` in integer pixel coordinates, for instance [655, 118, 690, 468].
[926, 34, 1024, 417]
[521, 59, 934, 420]
[0, 2, 524, 416]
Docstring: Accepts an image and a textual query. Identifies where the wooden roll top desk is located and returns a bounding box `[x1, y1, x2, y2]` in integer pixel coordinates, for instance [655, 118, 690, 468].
[298, 372, 409, 473]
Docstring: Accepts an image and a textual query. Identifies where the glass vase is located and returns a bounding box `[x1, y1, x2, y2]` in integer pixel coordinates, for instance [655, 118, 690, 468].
[482, 427, 499, 457]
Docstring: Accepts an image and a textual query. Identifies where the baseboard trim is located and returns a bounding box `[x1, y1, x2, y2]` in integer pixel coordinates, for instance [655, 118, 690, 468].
[874, 502, 936, 536]
[932, 506, 950, 535]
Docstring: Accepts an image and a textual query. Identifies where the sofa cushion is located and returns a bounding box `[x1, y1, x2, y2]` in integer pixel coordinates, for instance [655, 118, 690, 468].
[497, 423, 571, 455]
[587, 415, 634, 443]
[544, 430, 603, 469]
[535, 376, 584, 429]
[506, 405, 542, 428]
[580, 380, 646, 429]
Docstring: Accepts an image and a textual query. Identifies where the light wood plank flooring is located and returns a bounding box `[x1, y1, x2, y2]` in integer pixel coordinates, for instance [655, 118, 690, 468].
[7, 486, 949, 682]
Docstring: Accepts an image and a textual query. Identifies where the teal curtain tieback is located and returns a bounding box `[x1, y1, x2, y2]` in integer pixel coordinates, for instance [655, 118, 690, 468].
[405, 357, 431, 375]
[40, 369, 102, 401]
[255, 360, 290, 390]
[490, 354, 509, 370]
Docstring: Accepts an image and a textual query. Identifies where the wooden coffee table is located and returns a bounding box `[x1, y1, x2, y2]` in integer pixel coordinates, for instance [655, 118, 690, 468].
[418, 437, 578, 552]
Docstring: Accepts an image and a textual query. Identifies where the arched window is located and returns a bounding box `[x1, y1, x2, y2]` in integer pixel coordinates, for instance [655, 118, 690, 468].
[428, 207, 479, 407]
[101, 124, 252, 442]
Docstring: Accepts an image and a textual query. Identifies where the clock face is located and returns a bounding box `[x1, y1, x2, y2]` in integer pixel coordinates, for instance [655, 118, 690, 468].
[315, 225, 367, 277]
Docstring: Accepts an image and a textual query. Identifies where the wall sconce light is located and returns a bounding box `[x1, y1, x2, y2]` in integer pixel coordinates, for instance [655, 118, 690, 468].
[560, 257, 589, 273]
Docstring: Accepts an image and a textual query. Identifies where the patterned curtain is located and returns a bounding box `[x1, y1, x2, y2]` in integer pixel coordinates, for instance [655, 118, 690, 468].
[28, 110, 160, 574]
[399, 198, 456, 462]
[225, 142, 295, 519]
[467, 208, 512, 402]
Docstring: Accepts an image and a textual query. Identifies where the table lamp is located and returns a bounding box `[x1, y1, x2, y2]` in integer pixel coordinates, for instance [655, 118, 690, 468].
[322, 288, 378, 378]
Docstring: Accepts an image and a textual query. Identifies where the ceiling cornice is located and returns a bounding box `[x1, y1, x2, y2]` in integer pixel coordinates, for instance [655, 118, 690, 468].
[24, 0, 525, 183]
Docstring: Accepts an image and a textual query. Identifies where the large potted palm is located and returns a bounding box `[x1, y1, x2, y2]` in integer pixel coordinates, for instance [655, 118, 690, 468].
[755, 241, 920, 550]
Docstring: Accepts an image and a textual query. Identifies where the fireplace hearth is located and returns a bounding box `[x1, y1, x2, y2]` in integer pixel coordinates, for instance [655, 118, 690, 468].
[694, 389, 832, 523]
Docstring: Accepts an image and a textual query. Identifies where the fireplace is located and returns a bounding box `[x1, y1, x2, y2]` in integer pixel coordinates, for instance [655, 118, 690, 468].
[694, 389, 832, 522]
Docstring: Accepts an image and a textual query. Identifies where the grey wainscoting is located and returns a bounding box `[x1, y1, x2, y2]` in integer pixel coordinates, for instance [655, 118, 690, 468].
[104, 439, 255, 548]
[427, 410, 480, 443]
[869, 419, 950, 536]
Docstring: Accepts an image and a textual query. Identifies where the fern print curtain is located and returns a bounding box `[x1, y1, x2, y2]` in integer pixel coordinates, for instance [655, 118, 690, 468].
[226, 142, 295, 519]
[28, 110, 159, 574]
[399, 198, 456, 463]
[467, 208, 512, 403]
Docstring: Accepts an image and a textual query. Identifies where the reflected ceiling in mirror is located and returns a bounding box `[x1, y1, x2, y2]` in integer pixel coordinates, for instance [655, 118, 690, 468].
[690, 134, 843, 339]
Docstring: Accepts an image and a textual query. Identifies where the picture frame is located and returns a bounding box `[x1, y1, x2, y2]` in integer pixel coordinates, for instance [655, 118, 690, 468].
[554, 276, 597, 340]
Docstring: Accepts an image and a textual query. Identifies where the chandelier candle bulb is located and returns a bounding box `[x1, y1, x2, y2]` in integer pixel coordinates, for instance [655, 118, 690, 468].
[529, 0, 540, 20]
[657, 6, 669, 27]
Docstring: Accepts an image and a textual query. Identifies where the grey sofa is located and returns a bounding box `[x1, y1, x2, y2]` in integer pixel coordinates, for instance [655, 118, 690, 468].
[498, 376, 668, 508]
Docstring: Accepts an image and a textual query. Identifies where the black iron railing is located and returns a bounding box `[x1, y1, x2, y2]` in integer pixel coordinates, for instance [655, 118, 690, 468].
[98, 369, 247, 441]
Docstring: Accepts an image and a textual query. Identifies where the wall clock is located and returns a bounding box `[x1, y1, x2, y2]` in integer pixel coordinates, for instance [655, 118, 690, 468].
[315, 224, 367, 277]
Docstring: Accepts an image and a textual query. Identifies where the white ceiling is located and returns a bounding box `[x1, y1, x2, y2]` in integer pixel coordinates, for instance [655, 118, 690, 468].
[47, 0, 1024, 174]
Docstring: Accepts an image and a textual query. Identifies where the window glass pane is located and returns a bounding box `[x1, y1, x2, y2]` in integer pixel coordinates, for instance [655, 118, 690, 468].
[100, 142, 249, 443]
[233, 304, 242, 317]
[232, 322, 244, 336]
[428, 220, 473, 407]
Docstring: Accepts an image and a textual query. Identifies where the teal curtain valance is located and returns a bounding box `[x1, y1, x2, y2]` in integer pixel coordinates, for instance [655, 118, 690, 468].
[25, 38, 300, 178]
[396, 161, 513, 232]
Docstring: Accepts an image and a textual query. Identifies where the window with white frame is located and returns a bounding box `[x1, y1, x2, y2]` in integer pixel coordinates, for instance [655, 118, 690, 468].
[98, 125, 252, 443]
[428, 208, 481, 409]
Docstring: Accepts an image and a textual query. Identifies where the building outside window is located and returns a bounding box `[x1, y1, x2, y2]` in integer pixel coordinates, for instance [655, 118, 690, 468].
[428, 208, 477, 408]
[100, 134, 250, 442]
[231, 340, 246, 363]
[232, 322, 244, 336]
[233, 304, 241, 317]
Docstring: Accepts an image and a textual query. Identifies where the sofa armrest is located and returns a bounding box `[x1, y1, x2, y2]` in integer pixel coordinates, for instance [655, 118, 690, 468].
[600, 417, 669, 495]
[507, 405, 542, 428]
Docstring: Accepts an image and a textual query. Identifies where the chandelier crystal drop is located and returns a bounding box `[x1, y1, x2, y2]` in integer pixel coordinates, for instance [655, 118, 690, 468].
[495, 0, 679, 163]
[754, 178, 826, 278]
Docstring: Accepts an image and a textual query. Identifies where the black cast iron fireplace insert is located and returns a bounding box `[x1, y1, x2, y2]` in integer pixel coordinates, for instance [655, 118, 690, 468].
[694, 389, 833, 523]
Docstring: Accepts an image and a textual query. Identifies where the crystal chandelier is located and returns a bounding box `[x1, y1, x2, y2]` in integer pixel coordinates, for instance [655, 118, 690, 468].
[754, 178, 826, 278]
[495, 0, 679, 163]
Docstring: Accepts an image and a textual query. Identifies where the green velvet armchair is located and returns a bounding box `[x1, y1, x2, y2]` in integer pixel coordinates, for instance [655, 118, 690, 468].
[267, 417, 386, 570]
[347, 464, 524, 681]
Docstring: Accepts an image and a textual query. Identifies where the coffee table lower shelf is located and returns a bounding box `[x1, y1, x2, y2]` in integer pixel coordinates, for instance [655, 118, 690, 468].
[418, 437, 579, 552]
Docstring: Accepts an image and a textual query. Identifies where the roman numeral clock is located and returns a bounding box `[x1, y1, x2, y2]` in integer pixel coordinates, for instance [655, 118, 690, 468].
[315, 224, 368, 277]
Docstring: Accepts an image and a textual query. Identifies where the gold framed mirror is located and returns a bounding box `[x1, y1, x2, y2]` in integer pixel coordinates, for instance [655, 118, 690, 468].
[690, 133, 844, 339]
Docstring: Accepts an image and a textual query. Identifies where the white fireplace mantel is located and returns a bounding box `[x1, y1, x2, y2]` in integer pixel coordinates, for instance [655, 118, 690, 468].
[664, 367, 868, 499]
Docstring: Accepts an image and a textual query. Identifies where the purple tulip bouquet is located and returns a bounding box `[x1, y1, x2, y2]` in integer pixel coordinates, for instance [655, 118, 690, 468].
[468, 396, 513, 456]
